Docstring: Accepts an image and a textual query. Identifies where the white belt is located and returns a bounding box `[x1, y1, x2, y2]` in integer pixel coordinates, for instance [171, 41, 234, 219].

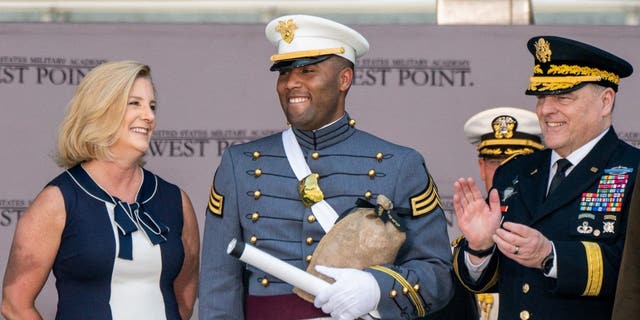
[282, 128, 338, 233]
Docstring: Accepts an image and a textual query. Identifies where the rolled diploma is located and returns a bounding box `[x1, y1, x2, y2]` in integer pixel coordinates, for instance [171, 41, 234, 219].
[226, 238, 329, 295]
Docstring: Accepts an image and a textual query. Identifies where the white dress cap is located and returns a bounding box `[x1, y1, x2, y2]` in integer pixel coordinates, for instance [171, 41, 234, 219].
[265, 14, 369, 66]
[464, 107, 544, 158]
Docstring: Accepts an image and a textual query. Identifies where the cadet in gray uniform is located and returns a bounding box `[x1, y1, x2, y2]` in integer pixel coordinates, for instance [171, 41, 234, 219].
[199, 14, 453, 320]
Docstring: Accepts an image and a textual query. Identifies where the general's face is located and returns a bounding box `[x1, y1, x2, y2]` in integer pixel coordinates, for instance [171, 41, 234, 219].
[276, 58, 352, 131]
[535, 84, 614, 157]
[112, 77, 156, 158]
[478, 157, 504, 192]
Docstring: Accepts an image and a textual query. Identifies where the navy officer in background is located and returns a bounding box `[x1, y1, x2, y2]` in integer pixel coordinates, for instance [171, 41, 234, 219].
[454, 106, 544, 320]
[463, 107, 544, 193]
[199, 14, 453, 320]
[452, 36, 640, 320]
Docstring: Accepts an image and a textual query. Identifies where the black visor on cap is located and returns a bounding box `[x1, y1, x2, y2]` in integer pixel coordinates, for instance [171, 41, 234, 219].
[270, 54, 333, 72]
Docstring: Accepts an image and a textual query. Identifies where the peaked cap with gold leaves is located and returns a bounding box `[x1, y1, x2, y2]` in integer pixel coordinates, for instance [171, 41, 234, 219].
[526, 35, 633, 95]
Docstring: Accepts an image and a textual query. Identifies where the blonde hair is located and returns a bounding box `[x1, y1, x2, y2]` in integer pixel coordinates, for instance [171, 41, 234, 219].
[56, 60, 153, 168]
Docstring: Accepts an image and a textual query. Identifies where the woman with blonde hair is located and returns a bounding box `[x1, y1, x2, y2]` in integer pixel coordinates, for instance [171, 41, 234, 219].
[2, 60, 199, 320]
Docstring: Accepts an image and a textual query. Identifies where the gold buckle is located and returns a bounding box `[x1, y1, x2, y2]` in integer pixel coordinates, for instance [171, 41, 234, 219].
[298, 173, 324, 207]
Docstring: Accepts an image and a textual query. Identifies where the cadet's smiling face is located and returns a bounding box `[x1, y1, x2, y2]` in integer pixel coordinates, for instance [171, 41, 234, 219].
[276, 57, 352, 131]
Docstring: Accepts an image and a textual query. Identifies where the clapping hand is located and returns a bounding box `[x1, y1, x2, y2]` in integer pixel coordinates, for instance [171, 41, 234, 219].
[453, 178, 503, 254]
[494, 222, 552, 269]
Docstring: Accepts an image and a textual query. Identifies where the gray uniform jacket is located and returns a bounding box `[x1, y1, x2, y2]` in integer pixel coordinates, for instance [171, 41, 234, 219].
[199, 114, 453, 319]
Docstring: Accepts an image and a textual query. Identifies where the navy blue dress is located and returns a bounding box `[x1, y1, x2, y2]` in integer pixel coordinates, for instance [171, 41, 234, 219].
[48, 165, 184, 320]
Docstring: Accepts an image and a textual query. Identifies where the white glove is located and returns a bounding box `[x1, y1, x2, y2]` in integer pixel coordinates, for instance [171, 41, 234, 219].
[313, 265, 381, 320]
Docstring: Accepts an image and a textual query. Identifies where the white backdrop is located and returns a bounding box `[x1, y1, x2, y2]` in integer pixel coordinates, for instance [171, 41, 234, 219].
[1, 23, 639, 319]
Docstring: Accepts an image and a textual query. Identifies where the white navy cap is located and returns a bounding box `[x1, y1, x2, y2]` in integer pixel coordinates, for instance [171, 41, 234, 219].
[464, 107, 544, 159]
[265, 14, 369, 71]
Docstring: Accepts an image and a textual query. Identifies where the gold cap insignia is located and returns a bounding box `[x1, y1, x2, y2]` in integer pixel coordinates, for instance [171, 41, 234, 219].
[275, 19, 297, 44]
[534, 38, 552, 63]
[492, 115, 517, 139]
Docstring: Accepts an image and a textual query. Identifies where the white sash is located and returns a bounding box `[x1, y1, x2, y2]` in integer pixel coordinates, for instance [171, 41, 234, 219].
[283, 128, 381, 320]
[282, 128, 338, 232]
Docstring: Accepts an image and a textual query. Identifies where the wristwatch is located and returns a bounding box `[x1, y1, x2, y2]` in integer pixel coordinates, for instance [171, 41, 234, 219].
[541, 250, 555, 274]
[460, 238, 495, 258]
